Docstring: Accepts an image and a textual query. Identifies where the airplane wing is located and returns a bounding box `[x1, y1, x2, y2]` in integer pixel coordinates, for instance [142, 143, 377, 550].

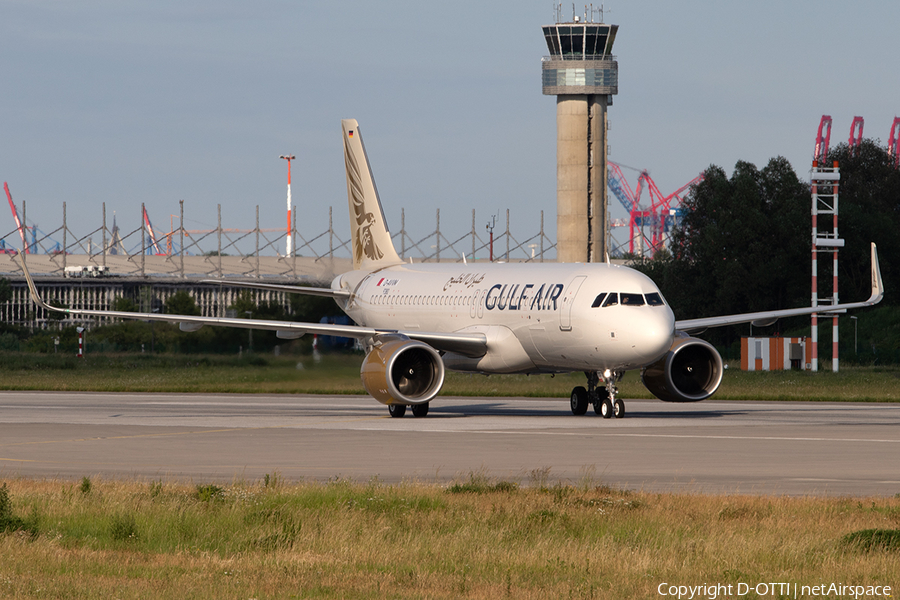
[676, 242, 884, 333]
[199, 279, 351, 299]
[16, 254, 487, 358]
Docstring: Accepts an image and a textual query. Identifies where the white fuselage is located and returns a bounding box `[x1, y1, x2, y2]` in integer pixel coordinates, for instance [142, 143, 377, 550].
[335, 261, 676, 374]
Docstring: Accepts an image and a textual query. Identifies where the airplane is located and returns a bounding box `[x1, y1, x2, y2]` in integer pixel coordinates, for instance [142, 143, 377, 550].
[18, 119, 885, 419]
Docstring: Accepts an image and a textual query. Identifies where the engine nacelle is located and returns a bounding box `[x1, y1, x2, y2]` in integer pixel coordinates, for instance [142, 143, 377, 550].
[641, 335, 724, 403]
[360, 338, 445, 406]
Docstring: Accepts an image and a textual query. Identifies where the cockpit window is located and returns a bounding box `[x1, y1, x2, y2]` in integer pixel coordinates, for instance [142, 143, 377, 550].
[645, 292, 665, 306]
[592, 292, 666, 308]
[620, 293, 645, 306]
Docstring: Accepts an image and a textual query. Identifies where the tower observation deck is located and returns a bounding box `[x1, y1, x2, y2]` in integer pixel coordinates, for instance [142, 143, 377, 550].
[542, 17, 618, 262]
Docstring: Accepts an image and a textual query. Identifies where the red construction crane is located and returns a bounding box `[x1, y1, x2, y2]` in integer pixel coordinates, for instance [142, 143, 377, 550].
[889, 117, 900, 169]
[608, 162, 704, 257]
[4, 182, 28, 254]
[848, 116, 864, 156]
[608, 162, 651, 255]
[658, 172, 704, 233]
[638, 172, 665, 252]
[642, 171, 705, 254]
[814, 115, 832, 164]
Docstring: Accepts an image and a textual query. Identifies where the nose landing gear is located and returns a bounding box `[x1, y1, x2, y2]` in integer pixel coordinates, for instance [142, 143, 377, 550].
[570, 370, 624, 418]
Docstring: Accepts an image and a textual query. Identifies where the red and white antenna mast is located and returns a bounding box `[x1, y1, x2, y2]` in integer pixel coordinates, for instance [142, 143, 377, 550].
[810, 154, 843, 373]
[280, 154, 296, 257]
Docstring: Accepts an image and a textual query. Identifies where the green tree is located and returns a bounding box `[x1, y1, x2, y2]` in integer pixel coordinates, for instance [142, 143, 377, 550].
[289, 292, 342, 322]
[639, 157, 810, 348]
[825, 139, 900, 305]
[112, 297, 138, 312]
[92, 321, 157, 352]
[666, 157, 809, 315]
[138, 286, 159, 313]
[47, 299, 68, 322]
[639, 141, 900, 358]
[230, 290, 257, 318]
[164, 291, 200, 316]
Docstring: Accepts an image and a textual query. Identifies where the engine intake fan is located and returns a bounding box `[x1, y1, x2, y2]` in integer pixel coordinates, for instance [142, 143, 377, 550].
[360, 337, 445, 405]
[641, 335, 723, 402]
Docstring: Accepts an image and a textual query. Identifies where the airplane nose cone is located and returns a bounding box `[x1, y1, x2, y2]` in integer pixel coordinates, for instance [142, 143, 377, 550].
[632, 307, 676, 364]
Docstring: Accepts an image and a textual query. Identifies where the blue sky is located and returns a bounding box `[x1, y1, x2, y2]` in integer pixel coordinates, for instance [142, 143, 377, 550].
[2, 1, 898, 256]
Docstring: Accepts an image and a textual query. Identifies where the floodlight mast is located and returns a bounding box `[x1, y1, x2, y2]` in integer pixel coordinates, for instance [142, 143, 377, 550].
[280, 155, 296, 256]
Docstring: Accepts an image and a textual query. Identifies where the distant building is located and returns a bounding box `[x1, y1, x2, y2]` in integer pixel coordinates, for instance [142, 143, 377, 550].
[741, 337, 809, 371]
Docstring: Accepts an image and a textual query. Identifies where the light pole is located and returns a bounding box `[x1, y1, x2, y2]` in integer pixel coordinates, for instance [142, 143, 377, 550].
[280, 155, 295, 257]
[486, 215, 497, 262]
[151, 308, 159, 354]
[245, 310, 253, 351]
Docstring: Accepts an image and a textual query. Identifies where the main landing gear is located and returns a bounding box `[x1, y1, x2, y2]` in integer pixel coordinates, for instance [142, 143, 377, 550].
[387, 403, 430, 418]
[570, 370, 625, 418]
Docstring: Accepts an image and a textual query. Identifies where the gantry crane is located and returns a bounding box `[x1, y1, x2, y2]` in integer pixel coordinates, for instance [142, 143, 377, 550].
[607, 162, 704, 257]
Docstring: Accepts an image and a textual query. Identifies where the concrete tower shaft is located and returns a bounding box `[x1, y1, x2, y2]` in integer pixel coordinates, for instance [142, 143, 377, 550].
[542, 21, 618, 263]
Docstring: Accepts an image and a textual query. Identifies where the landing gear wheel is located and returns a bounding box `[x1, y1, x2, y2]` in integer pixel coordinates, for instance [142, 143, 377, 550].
[411, 403, 429, 418]
[614, 399, 625, 419]
[570, 386, 589, 415]
[388, 404, 407, 418]
[592, 387, 607, 415]
[600, 398, 613, 419]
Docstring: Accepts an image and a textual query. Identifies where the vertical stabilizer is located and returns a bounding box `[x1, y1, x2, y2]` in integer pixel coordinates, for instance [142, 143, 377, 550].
[342, 119, 403, 270]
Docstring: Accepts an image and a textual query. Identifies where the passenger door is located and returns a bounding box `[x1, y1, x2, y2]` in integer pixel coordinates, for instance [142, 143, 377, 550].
[558, 276, 586, 332]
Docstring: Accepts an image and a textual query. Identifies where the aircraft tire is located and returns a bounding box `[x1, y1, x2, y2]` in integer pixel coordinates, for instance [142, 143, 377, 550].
[592, 388, 607, 415]
[600, 398, 613, 419]
[411, 403, 429, 418]
[570, 387, 589, 415]
[614, 399, 625, 419]
[388, 404, 407, 418]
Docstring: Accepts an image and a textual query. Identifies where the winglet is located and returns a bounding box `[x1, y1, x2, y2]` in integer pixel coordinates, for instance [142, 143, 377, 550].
[867, 242, 884, 305]
[674, 240, 885, 333]
[16, 252, 63, 314]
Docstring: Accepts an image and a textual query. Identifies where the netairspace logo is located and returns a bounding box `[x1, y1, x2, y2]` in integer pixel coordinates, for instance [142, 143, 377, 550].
[657, 582, 893, 599]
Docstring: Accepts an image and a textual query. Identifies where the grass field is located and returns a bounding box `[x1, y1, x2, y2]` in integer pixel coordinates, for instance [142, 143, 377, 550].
[0, 477, 898, 599]
[1, 351, 899, 402]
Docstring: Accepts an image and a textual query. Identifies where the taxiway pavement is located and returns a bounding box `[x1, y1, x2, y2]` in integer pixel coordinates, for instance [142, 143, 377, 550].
[1, 392, 898, 496]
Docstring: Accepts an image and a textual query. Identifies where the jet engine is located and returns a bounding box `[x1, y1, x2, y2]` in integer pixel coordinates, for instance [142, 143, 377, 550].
[641, 334, 723, 402]
[360, 337, 445, 406]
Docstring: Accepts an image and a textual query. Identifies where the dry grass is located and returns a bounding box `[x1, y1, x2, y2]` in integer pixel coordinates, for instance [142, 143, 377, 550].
[0, 477, 898, 598]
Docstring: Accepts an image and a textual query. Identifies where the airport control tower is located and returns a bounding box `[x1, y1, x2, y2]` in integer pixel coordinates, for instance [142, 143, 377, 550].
[542, 13, 618, 262]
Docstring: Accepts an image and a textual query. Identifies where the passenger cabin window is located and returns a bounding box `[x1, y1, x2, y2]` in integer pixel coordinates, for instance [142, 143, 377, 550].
[620, 293, 645, 306]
